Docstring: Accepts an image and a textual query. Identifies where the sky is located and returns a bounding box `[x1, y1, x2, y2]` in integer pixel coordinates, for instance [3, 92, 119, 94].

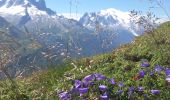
[45, 0, 170, 19]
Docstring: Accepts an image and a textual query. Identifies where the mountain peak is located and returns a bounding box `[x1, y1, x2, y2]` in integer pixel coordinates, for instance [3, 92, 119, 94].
[79, 8, 141, 36]
[0, 0, 55, 15]
[79, 8, 130, 28]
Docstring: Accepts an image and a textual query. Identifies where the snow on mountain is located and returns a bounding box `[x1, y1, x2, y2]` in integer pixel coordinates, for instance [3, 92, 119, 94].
[0, 0, 141, 36]
[0, 0, 55, 15]
[78, 8, 137, 52]
[0, 0, 56, 26]
[0, 1, 144, 76]
[100, 8, 130, 26]
[58, 13, 82, 21]
[79, 8, 141, 36]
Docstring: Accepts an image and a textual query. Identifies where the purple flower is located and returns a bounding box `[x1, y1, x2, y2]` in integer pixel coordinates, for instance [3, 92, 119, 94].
[58, 92, 70, 100]
[155, 65, 164, 73]
[129, 86, 135, 92]
[116, 90, 123, 95]
[69, 88, 79, 94]
[100, 93, 108, 100]
[138, 87, 144, 92]
[143, 94, 148, 99]
[166, 75, 170, 83]
[150, 72, 155, 77]
[118, 82, 124, 87]
[151, 90, 160, 95]
[108, 78, 116, 85]
[99, 85, 107, 91]
[139, 70, 145, 78]
[141, 61, 150, 67]
[74, 80, 82, 88]
[89, 82, 95, 86]
[83, 81, 94, 88]
[83, 81, 89, 88]
[128, 87, 135, 99]
[79, 88, 88, 94]
[165, 68, 170, 75]
[83, 74, 95, 83]
[94, 73, 107, 81]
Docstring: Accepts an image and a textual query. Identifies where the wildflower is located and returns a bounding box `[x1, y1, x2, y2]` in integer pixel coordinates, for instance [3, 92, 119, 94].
[137, 87, 144, 95]
[83, 81, 89, 88]
[74, 80, 82, 88]
[154, 65, 164, 73]
[138, 87, 144, 92]
[94, 73, 107, 81]
[83, 74, 95, 83]
[128, 87, 135, 99]
[118, 82, 124, 87]
[116, 90, 123, 95]
[99, 85, 107, 91]
[139, 70, 145, 78]
[69, 88, 79, 94]
[150, 72, 154, 77]
[83, 81, 94, 87]
[165, 68, 170, 75]
[143, 94, 148, 100]
[108, 78, 116, 85]
[141, 61, 150, 67]
[129, 86, 135, 92]
[79, 88, 88, 94]
[166, 75, 170, 83]
[100, 93, 108, 100]
[151, 90, 160, 95]
[89, 82, 95, 86]
[58, 92, 70, 100]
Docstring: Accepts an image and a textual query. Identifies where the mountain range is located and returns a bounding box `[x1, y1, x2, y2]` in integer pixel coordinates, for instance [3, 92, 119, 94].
[0, 0, 146, 77]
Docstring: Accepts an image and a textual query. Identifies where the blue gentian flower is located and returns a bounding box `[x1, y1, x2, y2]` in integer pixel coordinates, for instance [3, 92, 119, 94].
[83, 81, 90, 88]
[74, 80, 82, 88]
[83, 74, 95, 83]
[139, 70, 145, 78]
[129, 86, 135, 92]
[141, 61, 150, 67]
[94, 73, 107, 81]
[143, 94, 148, 99]
[89, 82, 95, 86]
[100, 93, 108, 100]
[128, 87, 135, 99]
[166, 75, 170, 83]
[58, 92, 70, 100]
[118, 82, 124, 87]
[138, 87, 144, 92]
[108, 78, 116, 85]
[155, 65, 164, 73]
[69, 88, 79, 94]
[99, 85, 107, 91]
[116, 90, 123, 95]
[151, 90, 160, 95]
[79, 88, 88, 94]
[165, 68, 170, 75]
[150, 72, 155, 77]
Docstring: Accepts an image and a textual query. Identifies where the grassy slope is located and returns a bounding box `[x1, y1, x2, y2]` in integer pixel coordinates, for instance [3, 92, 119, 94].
[0, 22, 170, 99]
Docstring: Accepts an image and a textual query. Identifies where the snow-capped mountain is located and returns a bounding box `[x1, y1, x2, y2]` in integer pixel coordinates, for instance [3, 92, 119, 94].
[0, 0, 109, 72]
[0, 1, 143, 77]
[0, 0, 55, 15]
[0, 0, 139, 59]
[79, 8, 142, 36]
[0, 0, 55, 26]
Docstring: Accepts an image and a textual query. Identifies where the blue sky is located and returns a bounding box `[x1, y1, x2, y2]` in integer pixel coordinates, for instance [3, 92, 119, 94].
[45, 0, 169, 18]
